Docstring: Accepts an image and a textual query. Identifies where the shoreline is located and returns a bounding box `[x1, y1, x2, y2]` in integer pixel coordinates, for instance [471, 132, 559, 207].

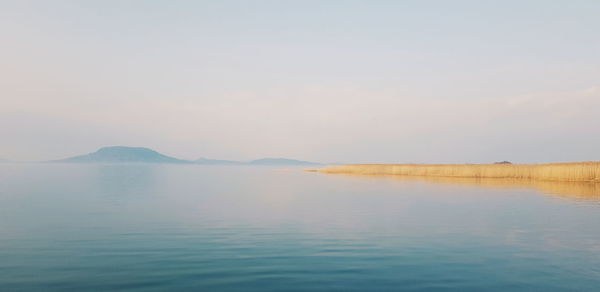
[309, 162, 600, 183]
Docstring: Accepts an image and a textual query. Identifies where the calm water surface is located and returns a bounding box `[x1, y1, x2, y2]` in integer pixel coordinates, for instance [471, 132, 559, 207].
[1, 164, 599, 291]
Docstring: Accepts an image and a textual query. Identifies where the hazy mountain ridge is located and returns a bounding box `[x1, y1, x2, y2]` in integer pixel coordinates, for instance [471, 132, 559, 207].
[195, 158, 321, 166]
[248, 158, 321, 166]
[195, 158, 242, 165]
[54, 146, 191, 164]
[51, 146, 321, 166]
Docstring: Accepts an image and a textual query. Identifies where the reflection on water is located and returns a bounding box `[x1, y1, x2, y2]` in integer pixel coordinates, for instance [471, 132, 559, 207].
[323, 173, 600, 201]
[1, 164, 600, 291]
[94, 164, 158, 200]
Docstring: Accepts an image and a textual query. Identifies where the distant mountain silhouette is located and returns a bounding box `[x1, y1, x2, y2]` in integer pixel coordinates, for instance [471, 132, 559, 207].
[248, 158, 321, 166]
[55, 146, 191, 164]
[195, 158, 242, 165]
[195, 157, 320, 166]
[50, 146, 321, 165]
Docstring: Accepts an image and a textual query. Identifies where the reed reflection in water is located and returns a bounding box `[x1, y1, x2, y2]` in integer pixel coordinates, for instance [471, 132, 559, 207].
[321, 173, 600, 201]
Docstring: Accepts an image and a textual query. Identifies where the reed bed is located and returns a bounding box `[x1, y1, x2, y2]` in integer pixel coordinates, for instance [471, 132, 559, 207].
[315, 162, 600, 182]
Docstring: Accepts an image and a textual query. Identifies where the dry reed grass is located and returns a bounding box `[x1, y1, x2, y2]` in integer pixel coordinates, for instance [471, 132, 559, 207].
[315, 162, 600, 182]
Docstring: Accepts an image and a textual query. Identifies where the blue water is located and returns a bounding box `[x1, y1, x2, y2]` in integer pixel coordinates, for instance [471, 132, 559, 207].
[1, 164, 599, 291]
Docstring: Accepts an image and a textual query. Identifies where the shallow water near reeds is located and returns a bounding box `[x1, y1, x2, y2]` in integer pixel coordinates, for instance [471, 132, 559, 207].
[1, 164, 600, 291]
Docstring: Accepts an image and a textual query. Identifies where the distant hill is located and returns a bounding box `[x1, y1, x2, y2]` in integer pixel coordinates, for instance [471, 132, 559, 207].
[195, 157, 321, 166]
[54, 146, 191, 164]
[50, 146, 321, 165]
[248, 158, 321, 166]
[195, 158, 242, 165]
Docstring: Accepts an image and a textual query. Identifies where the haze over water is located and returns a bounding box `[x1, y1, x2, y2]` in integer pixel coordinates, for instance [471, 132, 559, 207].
[1, 163, 599, 291]
[2, 1, 600, 291]
[2, 1, 600, 163]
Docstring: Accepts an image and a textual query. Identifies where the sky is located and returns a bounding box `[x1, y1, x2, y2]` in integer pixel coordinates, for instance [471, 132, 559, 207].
[1, 0, 599, 163]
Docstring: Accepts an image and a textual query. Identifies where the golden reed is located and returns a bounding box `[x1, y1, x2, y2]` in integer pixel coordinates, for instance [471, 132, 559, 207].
[314, 162, 600, 182]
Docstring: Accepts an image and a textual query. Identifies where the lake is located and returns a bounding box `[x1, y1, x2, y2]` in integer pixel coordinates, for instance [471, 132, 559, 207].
[1, 164, 599, 291]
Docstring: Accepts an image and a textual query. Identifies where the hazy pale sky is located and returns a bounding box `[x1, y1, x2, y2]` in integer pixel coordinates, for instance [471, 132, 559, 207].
[1, 0, 599, 163]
